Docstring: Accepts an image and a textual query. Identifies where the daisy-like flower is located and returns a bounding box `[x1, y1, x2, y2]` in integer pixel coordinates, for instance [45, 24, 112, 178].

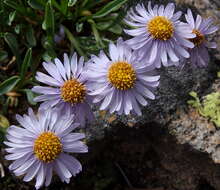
[183, 9, 218, 67]
[86, 38, 160, 115]
[124, 2, 196, 68]
[4, 108, 88, 189]
[32, 53, 94, 127]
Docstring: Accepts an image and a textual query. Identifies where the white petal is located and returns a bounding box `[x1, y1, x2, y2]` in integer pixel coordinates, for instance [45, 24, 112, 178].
[54, 58, 67, 81]
[64, 53, 71, 79]
[71, 52, 78, 76]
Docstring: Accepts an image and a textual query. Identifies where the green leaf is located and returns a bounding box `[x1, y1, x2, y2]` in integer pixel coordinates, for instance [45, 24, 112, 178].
[63, 25, 86, 58]
[42, 1, 55, 36]
[42, 51, 53, 62]
[7, 10, 16, 26]
[76, 22, 84, 33]
[92, 0, 128, 18]
[4, 0, 25, 14]
[4, 32, 20, 65]
[189, 91, 198, 98]
[28, 0, 45, 10]
[88, 19, 104, 48]
[60, 0, 68, 15]
[26, 26, 36, 47]
[68, 0, 77, 6]
[0, 51, 8, 62]
[43, 39, 56, 58]
[24, 89, 37, 105]
[96, 21, 111, 30]
[108, 24, 122, 34]
[20, 48, 32, 79]
[14, 24, 22, 34]
[0, 115, 10, 128]
[0, 76, 20, 95]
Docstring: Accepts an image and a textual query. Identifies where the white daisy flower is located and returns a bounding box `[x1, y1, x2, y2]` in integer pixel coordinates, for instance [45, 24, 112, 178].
[4, 108, 88, 189]
[86, 38, 160, 116]
[124, 1, 196, 68]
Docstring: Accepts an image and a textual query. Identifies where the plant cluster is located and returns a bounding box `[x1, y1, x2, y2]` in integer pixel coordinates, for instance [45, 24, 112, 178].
[0, 0, 218, 189]
[188, 91, 220, 127]
[0, 0, 128, 113]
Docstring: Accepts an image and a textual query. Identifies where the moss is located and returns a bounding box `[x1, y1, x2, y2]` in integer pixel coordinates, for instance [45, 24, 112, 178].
[188, 91, 220, 127]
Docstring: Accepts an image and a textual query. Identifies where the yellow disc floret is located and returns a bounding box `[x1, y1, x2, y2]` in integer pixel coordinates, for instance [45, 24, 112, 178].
[34, 132, 62, 163]
[148, 16, 174, 40]
[190, 29, 205, 46]
[108, 61, 136, 90]
[60, 79, 86, 104]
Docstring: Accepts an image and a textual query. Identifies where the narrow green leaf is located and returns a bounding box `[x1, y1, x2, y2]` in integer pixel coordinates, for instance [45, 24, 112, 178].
[24, 89, 37, 105]
[68, 0, 77, 7]
[0, 76, 20, 95]
[26, 26, 36, 47]
[4, 32, 20, 65]
[92, 0, 128, 18]
[42, 1, 55, 36]
[96, 21, 111, 30]
[0, 51, 8, 62]
[88, 19, 104, 48]
[28, 0, 45, 10]
[7, 10, 16, 26]
[20, 48, 32, 79]
[60, 0, 68, 15]
[51, 0, 62, 12]
[4, 33, 18, 53]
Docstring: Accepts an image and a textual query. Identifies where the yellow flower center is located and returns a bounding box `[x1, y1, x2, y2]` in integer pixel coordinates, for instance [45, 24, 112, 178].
[60, 79, 86, 104]
[148, 16, 174, 40]
[190, 29, 205, 46]
[108, 61, 136, 90]
[34, 132, 62, 163]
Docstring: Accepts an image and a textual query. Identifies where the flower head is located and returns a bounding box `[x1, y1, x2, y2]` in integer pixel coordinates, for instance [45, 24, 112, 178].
[124, 2, 195, 68]
[86, 38, 160, 115]
[32, 53, 94, 127]
[183, 9, 218, 67]
[4, 108, 88, 189]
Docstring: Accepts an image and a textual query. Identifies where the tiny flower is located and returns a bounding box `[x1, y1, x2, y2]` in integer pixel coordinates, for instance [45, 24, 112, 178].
[124, 2, 195, 68]
[183, 9, 218, 67]
[4, 108, 88, 189]
[32, 53, 94, 127]
[86, 38, 160, 115]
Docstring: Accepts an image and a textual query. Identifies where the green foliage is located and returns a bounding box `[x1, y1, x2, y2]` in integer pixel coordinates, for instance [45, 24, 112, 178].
[0, 0, 128, 112]
[188, 91, 220, 127]
[0, 76, 21, 96]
